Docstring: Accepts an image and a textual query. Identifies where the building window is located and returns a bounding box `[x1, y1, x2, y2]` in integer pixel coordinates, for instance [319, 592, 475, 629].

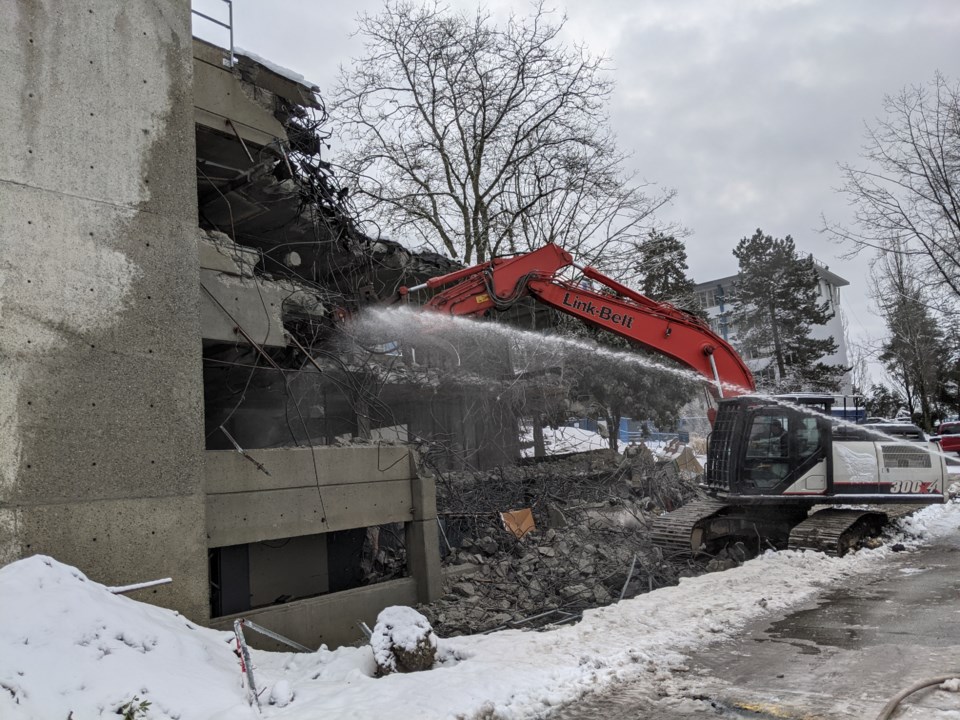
[697, 287, 727, 308]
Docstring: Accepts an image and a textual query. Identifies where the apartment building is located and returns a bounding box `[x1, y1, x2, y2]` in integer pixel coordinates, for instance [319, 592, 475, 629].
[692, 259, 850, 391]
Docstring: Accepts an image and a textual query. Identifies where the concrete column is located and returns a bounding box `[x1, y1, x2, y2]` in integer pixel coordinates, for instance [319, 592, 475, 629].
[405, 473, 442, 603]
[405, 520, 443, 603]
[0, 1, 207, 620]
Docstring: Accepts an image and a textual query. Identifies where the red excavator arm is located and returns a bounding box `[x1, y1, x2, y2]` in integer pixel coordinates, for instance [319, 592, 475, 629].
[400, 243, 755, 396]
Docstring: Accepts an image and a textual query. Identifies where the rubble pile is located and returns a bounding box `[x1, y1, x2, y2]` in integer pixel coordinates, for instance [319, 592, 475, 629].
[419, 444, 725, 636]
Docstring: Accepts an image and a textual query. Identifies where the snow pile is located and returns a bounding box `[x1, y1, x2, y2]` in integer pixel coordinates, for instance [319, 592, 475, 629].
[0, 556, 252, 720]
[941, 678, 960, 692]
[520, 425, 608, 456]
[2, 502, 958, 719]
[371, 606, 437, 675]
[269, 679, 295, 707]
[895, 500, 960, 542]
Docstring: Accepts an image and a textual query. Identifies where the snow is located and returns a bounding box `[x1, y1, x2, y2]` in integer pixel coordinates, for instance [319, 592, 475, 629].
[0, 556, 250, 720]
[370, 606, 437, 673]
[520, 425, 608, 456]
[3, 502, 959, 720]
[233, 47, 319, 90]
[518, 423, 698, 460]
[269, 680, 294, 707]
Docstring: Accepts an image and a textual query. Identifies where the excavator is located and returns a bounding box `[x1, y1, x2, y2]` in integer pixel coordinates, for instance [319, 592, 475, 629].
[400, 243, 947, 557]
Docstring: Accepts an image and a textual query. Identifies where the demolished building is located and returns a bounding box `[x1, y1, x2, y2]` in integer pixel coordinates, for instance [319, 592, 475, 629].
[1, 1, 530, 649]
[3, 1, 705, 650]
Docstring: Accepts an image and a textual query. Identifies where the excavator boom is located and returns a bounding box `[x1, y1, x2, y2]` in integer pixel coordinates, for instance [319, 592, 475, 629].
[401, 243, 755, 396]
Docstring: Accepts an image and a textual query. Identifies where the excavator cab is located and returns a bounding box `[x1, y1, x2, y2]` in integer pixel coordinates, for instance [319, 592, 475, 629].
[706, 398, 830, 500]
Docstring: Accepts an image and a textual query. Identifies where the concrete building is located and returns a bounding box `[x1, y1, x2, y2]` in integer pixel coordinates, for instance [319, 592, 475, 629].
[0, 0, 457, 650]
[693, 259, 850, 391]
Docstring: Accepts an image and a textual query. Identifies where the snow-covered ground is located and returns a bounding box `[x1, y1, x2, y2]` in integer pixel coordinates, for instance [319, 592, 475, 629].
[518, 424, 699, 461]
[519, 425, 609, 457]
[3, 502, 958, 720]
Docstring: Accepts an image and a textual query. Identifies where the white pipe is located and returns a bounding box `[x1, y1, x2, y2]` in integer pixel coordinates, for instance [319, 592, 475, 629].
[406, 282, 428, 293]
[108, 578, 172, 594]
[708, 354, 724, 398]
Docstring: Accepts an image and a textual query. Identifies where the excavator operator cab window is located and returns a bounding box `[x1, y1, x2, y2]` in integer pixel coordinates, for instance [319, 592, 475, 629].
[795, 416, 822, 457]
[745, 414, 791, 488]
[746, 415, 789, 457]
[742, 410, 825, 493]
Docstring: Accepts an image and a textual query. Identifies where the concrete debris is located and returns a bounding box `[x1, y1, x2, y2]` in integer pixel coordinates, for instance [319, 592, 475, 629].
[593, 584, 611, 603]
[560, 584, 590, 600]
[451, 583, 476, 598]
[655, 439, 704, 479]
[478, 536, 499, 555]
[546, 505, 567, 528]
[417, 447, 730, 636]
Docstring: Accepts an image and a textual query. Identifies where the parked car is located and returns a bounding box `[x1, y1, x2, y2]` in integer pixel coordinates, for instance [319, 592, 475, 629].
[861, 422, 928, 444]
[933, 421, 960, 454]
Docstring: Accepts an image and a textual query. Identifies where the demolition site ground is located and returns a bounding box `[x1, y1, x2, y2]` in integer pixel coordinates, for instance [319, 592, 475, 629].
[406, 445, 760, 637]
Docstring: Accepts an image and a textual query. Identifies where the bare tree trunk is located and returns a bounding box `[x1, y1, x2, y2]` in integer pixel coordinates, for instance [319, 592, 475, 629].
[768, 301, 786, 379]
[606, 411, 621, 453]
[533, 415, 546, 458]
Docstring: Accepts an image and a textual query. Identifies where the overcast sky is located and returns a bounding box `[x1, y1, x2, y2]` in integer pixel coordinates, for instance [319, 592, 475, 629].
[195, 0, 960, 381]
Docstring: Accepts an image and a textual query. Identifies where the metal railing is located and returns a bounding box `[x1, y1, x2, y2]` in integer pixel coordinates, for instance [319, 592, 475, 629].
[622, 430, 690, 445]
[191, 0, 234, 65]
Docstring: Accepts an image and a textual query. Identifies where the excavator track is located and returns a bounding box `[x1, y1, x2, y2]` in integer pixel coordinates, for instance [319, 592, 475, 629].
[788, 504, 920, 556]
[653, 500, 923, 559]
[650, 498, 728, 556]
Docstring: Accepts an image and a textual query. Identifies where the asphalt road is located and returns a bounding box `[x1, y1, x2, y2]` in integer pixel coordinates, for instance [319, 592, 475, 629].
[552, 529, 960, 719]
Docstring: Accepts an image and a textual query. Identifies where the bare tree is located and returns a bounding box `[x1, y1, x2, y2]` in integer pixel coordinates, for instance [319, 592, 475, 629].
[335, 1, 673, 267]
[827, 73, 960, 302]
[846, 338, 872, 396]
[506, 137, 676, 277]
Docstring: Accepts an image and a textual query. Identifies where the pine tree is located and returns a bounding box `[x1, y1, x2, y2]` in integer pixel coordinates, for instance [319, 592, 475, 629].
[874, 251, 952, 430]
[635, 232, 697, 304]
[732, 229, 844, 391]
[864, 383, 903, 420]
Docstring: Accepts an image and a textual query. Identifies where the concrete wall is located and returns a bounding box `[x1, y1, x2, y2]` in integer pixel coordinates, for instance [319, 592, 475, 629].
[210, 577, 420, 650]
[206, 445, 442, 647]
[0, 1, 208, 620]
[205, 445, 418, 546]
[193, 39, 287, 147]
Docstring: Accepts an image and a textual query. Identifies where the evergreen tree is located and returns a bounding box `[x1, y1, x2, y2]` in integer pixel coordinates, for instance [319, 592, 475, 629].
[635, 231, 698, 310]
[873, 250, 953, 430]
[864, 383, 903, 420]
[732, 229, 845, 392]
